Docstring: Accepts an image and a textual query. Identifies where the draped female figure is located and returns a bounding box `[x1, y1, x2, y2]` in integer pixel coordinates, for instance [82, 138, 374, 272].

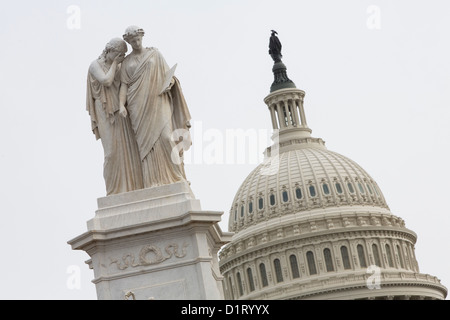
[119, 26, 191, 188]
[86, 38, 143, 195]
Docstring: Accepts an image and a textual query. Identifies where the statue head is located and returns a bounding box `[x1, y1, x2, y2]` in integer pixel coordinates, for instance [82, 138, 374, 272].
[123, 26, 145, 50]
[100, 37, 128, 61]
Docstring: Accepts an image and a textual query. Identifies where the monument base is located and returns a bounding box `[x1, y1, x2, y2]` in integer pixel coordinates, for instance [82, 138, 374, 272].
[68, 181, 232, 300]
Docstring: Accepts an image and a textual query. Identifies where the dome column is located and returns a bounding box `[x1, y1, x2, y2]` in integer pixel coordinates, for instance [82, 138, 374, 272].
[269, 104, 278, 129]
[276, 102, 286, 128]
[290, 99, 300, 127]
[298, 97, 308, 128]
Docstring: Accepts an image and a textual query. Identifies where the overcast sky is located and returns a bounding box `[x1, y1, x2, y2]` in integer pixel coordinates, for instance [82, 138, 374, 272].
[0, 0, 449, 300]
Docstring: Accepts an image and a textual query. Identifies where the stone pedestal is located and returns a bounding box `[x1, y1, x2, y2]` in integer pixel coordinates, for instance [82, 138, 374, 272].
[68, 182, 232, 300]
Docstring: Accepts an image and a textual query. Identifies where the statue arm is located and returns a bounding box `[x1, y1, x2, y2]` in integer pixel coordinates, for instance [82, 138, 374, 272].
[119, 82, 128, 117]
[89, 59, 120, 87]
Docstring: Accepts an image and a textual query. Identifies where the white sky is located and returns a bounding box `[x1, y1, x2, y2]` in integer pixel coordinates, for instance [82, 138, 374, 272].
[0, 0, 449, 300]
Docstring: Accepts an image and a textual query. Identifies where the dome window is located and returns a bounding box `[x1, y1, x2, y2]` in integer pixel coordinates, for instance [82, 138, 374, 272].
[347, 182, 355, 194]
[289, 255, 300, 279]
[282, 190, 289, 203]
[397, 245, 405, 269]
[270, 194, 276, 206]
[259, 263, 269, 287]
[323, 248, 334, 272]
[386, 244, 394, 268]
[357, 182, 365, 194]
[372, 244, 382, 267]
[258, 197, 264, 210]
[228, 277, 235, 300]
[274, 259, 284, 283]
[374, 185, 380, 197]
[366, 183, 373, 194]
[247, 268, 255, 292]
[295, 187, 303, 199]
[357, 244, 367, 268]
[248, 201, 253, 214]
[335, 182, 343, 194]
[340, 246, 352, 270]
[234, 209, 237, 221]
[309, 185, 317, 197]
[322, 183, 330, 195]
[306, 251, 317, 275]
[236, 272, 244, 297]
[240, 205, 244, 218]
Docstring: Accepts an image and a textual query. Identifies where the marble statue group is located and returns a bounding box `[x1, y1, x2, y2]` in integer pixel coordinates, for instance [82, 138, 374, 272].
[86, 26, 192, 195]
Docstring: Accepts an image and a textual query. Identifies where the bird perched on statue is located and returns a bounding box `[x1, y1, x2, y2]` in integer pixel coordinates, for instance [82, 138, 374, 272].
[269, 30, 282, 63]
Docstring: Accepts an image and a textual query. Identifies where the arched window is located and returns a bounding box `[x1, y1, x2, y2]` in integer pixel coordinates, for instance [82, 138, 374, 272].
[341, 246, 351, 270]
[347, 182, 355, 194]
[289, 255, 300, 279]
[236, 272, 244, 297]
[228, 276, 234, 300]
[270, 194, 276, 206]
[357, 182, 365, 194]
[282, 190, 289, 203]
[397, 245, 405, 269]
[386, 244, 394, 268]
[322, 183, 330, 195]
[240, 205, 244, 218]
[306, 251, 317, 275]
[323, 248, 334, 272]
[357, 244, 367, 268]
[259, 263, 268, 287]
[335, 182, 343, 194]
[274, 259, 283, 283]
[404, 248, 410, 269]
[258, 197, 264, 210]
[374, 185, 380, 197]
[247, 268, 255, 292]
[248, 201, 253, 214]
[309, 185, 316, 197]
[295, 187, 303, 199]
[408, 244, 416, 271]
[372, 244, 381, 267]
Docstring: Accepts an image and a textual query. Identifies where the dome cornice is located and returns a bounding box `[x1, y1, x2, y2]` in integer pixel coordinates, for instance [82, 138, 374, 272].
[264, 88, 305, 106]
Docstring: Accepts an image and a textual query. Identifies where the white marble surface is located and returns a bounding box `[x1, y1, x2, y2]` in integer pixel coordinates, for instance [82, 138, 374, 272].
[68, 181, 232, 300]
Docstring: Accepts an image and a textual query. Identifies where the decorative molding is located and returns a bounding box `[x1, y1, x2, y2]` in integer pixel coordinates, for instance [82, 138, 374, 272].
[110, 242, 189, 271]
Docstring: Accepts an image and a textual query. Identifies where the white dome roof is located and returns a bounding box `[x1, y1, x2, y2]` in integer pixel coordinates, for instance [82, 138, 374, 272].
[219, 57, 446, 301]
[229, 144, 389, 233]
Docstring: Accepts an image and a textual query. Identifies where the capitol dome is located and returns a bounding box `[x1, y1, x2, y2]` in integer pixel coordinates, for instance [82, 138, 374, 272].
[228, 144, 390, 234]
[218, 38, 447, 300]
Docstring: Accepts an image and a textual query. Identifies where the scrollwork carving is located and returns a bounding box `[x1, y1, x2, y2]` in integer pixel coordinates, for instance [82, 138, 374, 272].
[110, 242, 189, 271]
